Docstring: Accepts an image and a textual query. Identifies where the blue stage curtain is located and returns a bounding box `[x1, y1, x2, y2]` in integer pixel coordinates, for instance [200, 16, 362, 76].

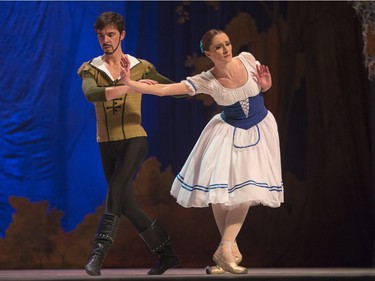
[0, 1, 156, 236]
[0, 1, 263, 236]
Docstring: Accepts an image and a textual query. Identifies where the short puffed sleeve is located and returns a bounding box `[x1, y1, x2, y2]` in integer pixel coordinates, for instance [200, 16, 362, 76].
[240, 52, 260, 69]
[181, 71, 214, 96]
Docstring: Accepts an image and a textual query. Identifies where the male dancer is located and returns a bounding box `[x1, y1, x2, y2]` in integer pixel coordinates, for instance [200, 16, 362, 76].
[77, 11, 179, 276]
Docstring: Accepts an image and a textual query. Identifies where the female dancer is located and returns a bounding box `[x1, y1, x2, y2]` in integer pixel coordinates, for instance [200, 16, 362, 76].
[118, 29, 284, 274]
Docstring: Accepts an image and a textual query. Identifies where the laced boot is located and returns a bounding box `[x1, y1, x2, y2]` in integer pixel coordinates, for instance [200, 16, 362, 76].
[139, 221, 180, 275]
[85, 213, 119, 276]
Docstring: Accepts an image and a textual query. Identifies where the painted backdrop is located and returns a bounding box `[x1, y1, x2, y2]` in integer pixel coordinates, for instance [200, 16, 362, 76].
[0, 1, 373, 269]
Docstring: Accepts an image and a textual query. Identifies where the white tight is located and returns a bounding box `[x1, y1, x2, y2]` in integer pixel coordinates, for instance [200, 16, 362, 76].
[211, 203, 249, 261]
[211, 203, 249, 242]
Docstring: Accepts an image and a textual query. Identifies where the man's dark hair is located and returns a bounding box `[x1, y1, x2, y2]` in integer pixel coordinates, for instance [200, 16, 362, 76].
[94, 11, 125, 34]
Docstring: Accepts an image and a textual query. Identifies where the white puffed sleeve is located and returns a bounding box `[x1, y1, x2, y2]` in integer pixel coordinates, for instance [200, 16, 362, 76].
[181, 71, 215, 96]
[240, 52, 260, 69]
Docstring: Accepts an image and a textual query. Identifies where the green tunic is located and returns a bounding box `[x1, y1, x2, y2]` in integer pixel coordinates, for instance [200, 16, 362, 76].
[78, 55, 172, 142]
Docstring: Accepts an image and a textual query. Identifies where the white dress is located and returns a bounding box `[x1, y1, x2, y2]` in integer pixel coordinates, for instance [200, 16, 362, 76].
[170, 52, 283, 209]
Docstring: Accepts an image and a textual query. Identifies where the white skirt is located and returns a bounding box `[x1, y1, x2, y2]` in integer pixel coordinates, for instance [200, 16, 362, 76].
[170, 111, 284, 208]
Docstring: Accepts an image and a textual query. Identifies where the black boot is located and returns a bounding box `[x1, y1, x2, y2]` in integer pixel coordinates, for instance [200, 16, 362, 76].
[139, 220, 180, 275]
[85, 213, 119, 276]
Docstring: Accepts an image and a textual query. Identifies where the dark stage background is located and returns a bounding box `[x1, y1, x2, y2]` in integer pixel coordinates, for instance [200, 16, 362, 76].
[0, 0, 373, 270]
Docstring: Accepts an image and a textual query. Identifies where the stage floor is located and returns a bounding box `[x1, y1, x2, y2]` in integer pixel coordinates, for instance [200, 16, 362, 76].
[0, 268, 375, 281]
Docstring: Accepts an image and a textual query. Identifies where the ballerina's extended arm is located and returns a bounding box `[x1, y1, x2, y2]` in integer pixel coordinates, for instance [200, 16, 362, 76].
[120, 55, 190, 96]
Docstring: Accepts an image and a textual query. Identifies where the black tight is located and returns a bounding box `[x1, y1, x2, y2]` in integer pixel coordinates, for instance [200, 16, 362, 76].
[99, 137, 152, 232]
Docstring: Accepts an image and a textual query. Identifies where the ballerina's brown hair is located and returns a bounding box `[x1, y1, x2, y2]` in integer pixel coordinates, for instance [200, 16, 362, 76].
[200, 29, 225, 53]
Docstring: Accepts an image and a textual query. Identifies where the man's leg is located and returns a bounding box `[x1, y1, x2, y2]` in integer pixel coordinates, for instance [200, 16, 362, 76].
[111, 137, 179, 275]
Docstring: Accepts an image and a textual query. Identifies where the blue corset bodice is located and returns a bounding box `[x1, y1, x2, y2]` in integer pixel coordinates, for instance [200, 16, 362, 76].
[220, 93, 267, 130]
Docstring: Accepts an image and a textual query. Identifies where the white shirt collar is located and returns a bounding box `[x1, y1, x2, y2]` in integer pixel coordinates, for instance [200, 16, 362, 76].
[90, 54, 140, 81]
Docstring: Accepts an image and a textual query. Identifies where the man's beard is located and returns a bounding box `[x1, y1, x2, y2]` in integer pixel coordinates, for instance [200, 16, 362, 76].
[102, 44, 115, 54]
[102, 38, 121, 55]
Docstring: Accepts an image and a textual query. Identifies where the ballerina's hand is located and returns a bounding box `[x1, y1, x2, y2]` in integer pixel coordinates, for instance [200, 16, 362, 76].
[120, 55, 131, 83]
[253, 64, 272, 91]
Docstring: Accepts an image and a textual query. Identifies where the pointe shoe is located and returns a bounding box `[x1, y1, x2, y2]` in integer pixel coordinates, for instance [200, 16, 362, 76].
[232, 242, 243, 264]
[206, 242, 243, 275]
[206, 254, 243, 274]
[235, 255, 242, 264]
[213, 253, 247, 274]
[205, 265, 226, 274]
